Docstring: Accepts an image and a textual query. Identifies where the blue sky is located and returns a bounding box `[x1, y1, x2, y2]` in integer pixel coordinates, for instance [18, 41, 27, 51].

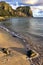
[0, 0, 43, 17]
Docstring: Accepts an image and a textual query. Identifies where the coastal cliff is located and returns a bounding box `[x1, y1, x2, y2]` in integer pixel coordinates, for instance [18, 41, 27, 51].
[0, 1, 32, 21]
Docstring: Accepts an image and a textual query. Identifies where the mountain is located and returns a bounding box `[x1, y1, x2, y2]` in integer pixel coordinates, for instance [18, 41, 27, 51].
[0, 1, 33, 20]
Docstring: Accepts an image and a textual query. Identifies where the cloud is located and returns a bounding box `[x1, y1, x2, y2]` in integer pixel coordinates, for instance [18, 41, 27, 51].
[31, 6, 43, 17]
[0, 0, 43, 17]
[0, 0, 43, 5]
[22, 0, 38, 4]
[10, 4, 18, 9]
[21, 0, 43, 5]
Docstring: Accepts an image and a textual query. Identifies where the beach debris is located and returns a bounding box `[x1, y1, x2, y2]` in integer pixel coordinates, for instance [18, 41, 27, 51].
[1, 48, 10, 55]
[27, 50, 36, 58]
[0, 48, 14, 63]
[26, 49, 39, 60]
[0, 48, 14, 56]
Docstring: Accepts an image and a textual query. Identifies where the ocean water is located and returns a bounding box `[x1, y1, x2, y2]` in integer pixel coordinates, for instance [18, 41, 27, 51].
[0, 17, 43, 44]
[1, 17, 43, 37]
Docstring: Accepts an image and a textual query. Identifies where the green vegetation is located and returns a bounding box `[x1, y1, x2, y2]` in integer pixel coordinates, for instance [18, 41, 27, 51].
[16, 6, 33, 17]
[0, 1, 15, 17]
[0, 1, 33, 21]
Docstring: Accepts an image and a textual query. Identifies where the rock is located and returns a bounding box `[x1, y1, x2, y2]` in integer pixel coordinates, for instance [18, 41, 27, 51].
[1, 48, 10, 55]
[26, 49, 39, 59]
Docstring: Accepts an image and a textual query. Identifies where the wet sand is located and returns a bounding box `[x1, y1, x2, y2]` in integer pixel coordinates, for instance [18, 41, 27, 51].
[0, 28, 30, 65]
[0, 28, 43, 65]
[23, 33, 43, 65]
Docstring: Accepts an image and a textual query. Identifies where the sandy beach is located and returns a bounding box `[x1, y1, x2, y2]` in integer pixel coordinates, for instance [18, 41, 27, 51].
[0, 28, 31, 65]
[0, 27, 43, 65]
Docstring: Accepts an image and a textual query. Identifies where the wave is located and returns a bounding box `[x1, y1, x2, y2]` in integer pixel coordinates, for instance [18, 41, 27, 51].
[27, 32, 43, 38]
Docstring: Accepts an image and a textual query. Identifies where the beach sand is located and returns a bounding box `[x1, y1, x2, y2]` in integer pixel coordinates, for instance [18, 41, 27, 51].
[0, 28, 30, 65]
[0, 28, 42, 65]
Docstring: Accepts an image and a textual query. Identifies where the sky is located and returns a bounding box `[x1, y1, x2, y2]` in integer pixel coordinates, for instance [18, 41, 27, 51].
[0, 0, 43, 17]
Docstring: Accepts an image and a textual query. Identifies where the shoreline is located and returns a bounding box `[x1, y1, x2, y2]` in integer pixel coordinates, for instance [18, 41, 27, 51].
[0, 26, 39, 57]
[0, 26, 43, 65]
[0, 17, 6, 21]
[0, 16, 11, 21]
[0, 18, 43, 65]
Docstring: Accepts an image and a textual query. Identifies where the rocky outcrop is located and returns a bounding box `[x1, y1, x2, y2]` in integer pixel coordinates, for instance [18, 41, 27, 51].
[0, 1, 15, 16]
[0, 1, 33, 18]
[16, 6, 33, 17]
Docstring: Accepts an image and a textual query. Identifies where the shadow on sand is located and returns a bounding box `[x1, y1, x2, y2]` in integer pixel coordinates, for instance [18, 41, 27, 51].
[10, 47, 26, 55]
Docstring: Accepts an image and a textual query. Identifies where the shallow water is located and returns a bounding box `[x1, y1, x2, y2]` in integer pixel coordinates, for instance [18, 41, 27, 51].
[0, 17, 43, 45]
[0, 18, 43, 43]
[0, 18, 43, 36]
